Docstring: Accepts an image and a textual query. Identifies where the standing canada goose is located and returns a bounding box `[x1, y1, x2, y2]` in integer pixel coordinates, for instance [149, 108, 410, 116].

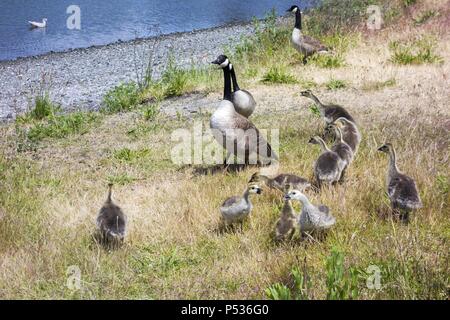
[287, 5, 328, 62]
[334, 117, 362, 155]
[96, 184, 127, 245]
[211, 55, 278, 166]
[378, 143, 422, 222]
[308, 136, 343, 187]
[285, 190, 336, 234]
[275, 185, 298, 241]
[300, 90, 355, 125]
[220, 184, 262, 225]
[248, 172, 311, 192]
[229, 63, 256, 118]
[328, 124, 353, 181]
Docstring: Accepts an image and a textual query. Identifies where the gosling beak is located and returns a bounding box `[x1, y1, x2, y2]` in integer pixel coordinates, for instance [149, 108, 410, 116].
[256, 188, 262, 195]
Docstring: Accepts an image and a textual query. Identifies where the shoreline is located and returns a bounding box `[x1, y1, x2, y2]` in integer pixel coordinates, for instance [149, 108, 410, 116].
[0, 21, 257, 121]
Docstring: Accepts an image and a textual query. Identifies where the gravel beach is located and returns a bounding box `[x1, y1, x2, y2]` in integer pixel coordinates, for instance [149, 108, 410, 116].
[0, 22, 255, 121]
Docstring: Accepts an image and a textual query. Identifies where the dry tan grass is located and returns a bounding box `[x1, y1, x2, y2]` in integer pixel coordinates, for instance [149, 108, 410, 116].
[0, 8, 449, 299]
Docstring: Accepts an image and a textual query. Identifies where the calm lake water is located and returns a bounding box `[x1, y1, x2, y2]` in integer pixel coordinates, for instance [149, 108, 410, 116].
[0, 0, 319, 61]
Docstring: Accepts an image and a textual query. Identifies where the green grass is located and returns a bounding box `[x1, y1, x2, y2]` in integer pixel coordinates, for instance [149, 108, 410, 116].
[389, 37, 443, 65]
[310, 54, 345, 69]
[326, 247, 359, 300]
[413, 10, 437, 25]
[29, 94, 59, 120]
[102, 82, 142, 114]
[142, 104, 160, 121]
[261, 66, 297, 84]
[325, 79, 347, 90]
[26, 112, 99, 143]
[112, 148, 151, 163]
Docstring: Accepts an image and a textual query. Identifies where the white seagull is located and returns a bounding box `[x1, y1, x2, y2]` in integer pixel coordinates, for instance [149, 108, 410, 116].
[28, 18, 47, 28]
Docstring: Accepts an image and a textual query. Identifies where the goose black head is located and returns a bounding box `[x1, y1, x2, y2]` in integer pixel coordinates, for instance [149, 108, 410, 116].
[211, 55, 230, 69]
[308, 136, 320, 145]
[300, 90, 313, 97]
[287, 5, 300, 13]
[378, 143, 392, 153]
[249, 184, 262, 195]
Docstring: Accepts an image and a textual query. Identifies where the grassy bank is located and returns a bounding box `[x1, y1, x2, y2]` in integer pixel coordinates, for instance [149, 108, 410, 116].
[0, 0, 448, 299]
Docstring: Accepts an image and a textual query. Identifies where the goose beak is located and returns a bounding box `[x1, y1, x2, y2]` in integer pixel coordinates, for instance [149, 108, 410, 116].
[284, 194, 291, 200]
[377, 146, 384, 152]
[211, 59, 220, 65]
[308, 137, 315, 144]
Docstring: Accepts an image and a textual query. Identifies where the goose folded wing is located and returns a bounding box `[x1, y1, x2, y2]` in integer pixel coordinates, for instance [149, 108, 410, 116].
[389, 175, 421, 208]
[302, 35, 328, 51]
[222, 196, 241, 208]
[233, 114, 277, 159]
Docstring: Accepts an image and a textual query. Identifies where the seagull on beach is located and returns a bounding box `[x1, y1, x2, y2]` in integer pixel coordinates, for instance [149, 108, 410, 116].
[28, 18, 47, 28]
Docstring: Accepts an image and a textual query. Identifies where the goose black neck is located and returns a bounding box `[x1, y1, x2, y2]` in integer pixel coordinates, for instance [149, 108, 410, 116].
[230, 67, 240, 92]
[222, 67, 232, 101]
[295, 10, 302, 30]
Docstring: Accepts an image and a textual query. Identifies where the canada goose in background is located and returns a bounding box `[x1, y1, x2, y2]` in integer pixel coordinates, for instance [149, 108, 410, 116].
[229, 63, 256, 118]
[248, 172, 311, 192]
[333, 117, 362, 155]
[328, 124, 353, 181]
[309, 136, 343, 187]
[287, 5, 328, 63]
[29, 18, 47, 28]
[275, 185, 297, 241]
[220, 184, 262, 225]
[211, 55, 278, 166]
[285, 189, 335, 234]
[378, 143, 422, 223]
[96, 184, 127, 246]
[301, 90, 355, 125]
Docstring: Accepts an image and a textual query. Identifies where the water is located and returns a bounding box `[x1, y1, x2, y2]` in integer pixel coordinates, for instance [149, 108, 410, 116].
[0, 0, 318, 61]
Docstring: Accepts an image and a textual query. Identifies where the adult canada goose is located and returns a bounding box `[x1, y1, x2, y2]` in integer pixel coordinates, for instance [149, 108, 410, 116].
[334, 117, 362, 155]
[29, 18, 47, 28]
[328, 124, 353, 181]
[230, 63, 256, 118]
[211, 55, 278, 166]
[220, 184, 262, 225]
[285, 189, 335, 234]
[378, 143, 422, 222]
[287, 5, 328, 62]
[309, 136, 343, 187]
[248, 172, 311, 192]
[301, 90, 355, 125]
[96, 184, 127, 245]
[275, 185, 297, 241]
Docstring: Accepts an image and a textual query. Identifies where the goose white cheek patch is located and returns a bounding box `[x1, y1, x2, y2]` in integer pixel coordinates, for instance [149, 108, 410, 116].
[293, 7, 298, 13]
[220, 59, 229, 68]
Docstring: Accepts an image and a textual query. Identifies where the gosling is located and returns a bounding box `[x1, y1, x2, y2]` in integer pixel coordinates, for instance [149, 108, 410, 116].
[96, 184, 127, 245]
[249, 172, 311, 193]
[334, 117, 362, 156]
[378, 143, 422, 223]
[328, 123, 353, 181]
[309, 136, 343, 187]
[285, 189, 336, 235]
[275, 185, 298, 241]
[300, 90, 355, 125]
[220, 184, 262, 226]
